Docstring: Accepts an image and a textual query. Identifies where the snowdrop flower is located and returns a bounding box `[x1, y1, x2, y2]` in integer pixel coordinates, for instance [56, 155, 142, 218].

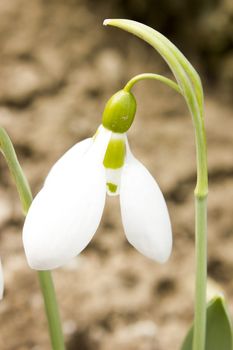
[23, 90, 172, 270]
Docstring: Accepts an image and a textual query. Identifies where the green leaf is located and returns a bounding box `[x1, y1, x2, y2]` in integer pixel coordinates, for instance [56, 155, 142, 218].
[181, 296, 233, 350]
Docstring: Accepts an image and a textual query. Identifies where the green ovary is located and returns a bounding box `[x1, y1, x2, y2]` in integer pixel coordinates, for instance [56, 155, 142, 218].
[102, 90, 136, 133]
[103, 138, 126, 169]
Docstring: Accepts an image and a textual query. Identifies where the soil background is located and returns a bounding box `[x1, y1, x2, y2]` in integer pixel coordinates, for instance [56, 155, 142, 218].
[0, 1, 232, 349]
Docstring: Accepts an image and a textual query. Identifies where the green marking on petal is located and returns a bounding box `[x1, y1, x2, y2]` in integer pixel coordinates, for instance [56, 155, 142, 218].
[107, 182, 118, 193]
[103, 138, 125, 169]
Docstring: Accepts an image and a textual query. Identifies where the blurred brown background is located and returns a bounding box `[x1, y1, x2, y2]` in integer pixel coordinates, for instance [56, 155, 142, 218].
[0, 0, 232, 349]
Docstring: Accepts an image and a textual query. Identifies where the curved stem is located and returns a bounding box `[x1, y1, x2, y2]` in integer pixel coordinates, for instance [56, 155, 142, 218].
[104, 19, 208, 350]
[0, 127, 65, 350]
[124, 73, 182, 95]
[104, 19, 208, 197]
[0, 128, 32, 214]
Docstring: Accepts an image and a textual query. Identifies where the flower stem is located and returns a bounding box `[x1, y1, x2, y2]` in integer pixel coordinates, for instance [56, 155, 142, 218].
[0, 127, 65, 350]
[193, 195, 207, 350]
[123, 73, 182, 95]
[38, 271, 65, 350]
[104, 19, 208, 350]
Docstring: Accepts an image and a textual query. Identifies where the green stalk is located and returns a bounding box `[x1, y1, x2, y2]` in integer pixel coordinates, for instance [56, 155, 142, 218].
[194, 196, 207, 350]
[0, 127, 65, 350]
[123, 73, 182, 95]
[104, 19, 208, 350]
[38, 271, 65, 350]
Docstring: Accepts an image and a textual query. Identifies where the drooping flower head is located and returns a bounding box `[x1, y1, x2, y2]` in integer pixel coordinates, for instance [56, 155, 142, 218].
[23, 89, 172, 270]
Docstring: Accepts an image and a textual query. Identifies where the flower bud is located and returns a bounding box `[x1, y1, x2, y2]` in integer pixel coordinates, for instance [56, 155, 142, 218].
[102, 90, 136, 133]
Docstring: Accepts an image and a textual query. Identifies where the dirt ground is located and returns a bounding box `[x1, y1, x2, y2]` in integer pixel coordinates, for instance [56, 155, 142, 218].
[0, 1, 232, 349]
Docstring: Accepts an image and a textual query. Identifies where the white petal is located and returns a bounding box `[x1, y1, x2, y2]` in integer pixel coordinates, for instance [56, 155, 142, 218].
[88, 125, 112, 162]
[23, 127, 111, 270]
[0, 259, 3, 299]
[45, 138, 93, 186]
[120, 154, 172, 263]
